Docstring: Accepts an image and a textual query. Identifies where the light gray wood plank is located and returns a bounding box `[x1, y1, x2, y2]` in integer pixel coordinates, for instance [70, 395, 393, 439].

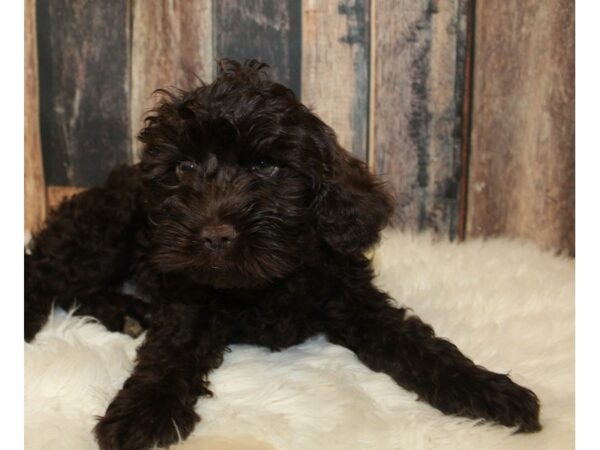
[370, 0, 469, 236]
[301, 0, 369, 160]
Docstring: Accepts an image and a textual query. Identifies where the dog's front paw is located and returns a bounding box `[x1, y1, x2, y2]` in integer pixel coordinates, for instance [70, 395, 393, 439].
[467, 372, 541, 433]
[495, 377, 541, 433]
[94, 385, 199, 450]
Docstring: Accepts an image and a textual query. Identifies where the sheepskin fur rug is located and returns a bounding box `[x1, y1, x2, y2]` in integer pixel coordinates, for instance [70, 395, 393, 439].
[24, 230, 574, 450]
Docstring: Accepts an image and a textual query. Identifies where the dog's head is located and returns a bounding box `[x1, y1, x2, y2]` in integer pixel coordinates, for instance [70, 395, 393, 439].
[139, 60, 393, 288]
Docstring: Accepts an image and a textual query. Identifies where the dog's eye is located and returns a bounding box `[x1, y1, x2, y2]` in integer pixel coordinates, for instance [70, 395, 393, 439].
[176, 161, 196, 177]
[251, 159, 279, 176]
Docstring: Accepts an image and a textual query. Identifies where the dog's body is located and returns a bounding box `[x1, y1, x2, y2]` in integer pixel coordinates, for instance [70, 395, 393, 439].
[25, 60, 541, 450]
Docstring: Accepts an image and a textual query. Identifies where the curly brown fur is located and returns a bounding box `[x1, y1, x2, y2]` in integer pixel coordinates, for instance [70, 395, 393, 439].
[25, 59, 541, 450]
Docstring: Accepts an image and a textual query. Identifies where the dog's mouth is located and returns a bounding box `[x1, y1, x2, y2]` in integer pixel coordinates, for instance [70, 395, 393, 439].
[194, 259, 275, 289]
[201, 247, 231, 268]
[152, 244, 276, 289]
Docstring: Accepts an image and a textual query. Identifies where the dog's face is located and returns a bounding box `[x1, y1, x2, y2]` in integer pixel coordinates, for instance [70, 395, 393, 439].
[139, 60, 392, 289]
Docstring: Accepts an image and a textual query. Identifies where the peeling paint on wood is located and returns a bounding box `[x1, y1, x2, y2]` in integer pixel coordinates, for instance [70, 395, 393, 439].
[36, 0, 131, 187]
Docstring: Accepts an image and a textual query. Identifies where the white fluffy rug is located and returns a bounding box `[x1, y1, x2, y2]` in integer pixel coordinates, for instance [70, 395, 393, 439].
[25, 231, 574, 450]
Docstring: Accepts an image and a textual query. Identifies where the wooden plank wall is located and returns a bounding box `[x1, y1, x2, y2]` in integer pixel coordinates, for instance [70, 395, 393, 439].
[130, 0, 213, 160]
[24, 0, 46, 235]
[26, 0, 575, 254]
[215, 0, 302, 96]
[36, 0, 131, 187]
[301, 0, 370, 161]
[370, 0, 468, 236]
[467, 0, 575, 255]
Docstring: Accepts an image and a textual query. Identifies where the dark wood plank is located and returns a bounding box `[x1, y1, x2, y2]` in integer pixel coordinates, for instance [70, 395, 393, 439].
[370, 0, 469, 237]
[456, 0, 476, 241]
[302, 0, 369, 161]
[466, 0, 575, 255]
[25, 0, 46, 234]
[36, 0, 131, 187]
[131, 0, 213, 159]
[214, 0, 302, 96]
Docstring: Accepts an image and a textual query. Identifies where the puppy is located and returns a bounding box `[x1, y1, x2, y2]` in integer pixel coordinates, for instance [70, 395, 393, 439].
[25, 60, 541, 450]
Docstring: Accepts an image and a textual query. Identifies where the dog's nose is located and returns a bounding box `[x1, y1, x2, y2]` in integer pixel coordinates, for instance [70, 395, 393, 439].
[200, 223, 237, 250]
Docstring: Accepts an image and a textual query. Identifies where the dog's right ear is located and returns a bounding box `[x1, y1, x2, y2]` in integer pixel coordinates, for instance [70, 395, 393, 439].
[313, 132, 394, 256]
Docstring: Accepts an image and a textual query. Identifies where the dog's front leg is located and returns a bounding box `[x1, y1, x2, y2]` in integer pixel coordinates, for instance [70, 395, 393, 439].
[324, 283, 541, 432]
[94, 302, 226, 450]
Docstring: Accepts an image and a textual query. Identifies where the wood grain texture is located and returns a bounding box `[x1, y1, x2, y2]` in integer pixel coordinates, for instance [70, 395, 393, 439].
[131, 0, 213, 160]
[46, 186, 86, 211]
[456, 0, 476, 240]
[25, 0, 46, 234]
[214, 0, 302, 96]
[36, 0, 131, 187]
[301, 0, 369, 161]
[370, 0, 469, 236]
[466, 0, 575, 255]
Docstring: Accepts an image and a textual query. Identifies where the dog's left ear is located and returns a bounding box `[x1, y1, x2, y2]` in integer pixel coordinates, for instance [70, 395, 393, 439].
[314, 137, 394, 255]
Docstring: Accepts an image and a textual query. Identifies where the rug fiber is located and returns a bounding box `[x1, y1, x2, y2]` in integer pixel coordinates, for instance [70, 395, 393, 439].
[25, 231, 574, 450]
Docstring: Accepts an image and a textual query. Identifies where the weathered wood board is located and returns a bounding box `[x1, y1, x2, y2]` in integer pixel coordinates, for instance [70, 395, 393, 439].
[456, 0, 475, 241]
[466, 0, 575, 255]
[27, 0, 573, 252]
[46, 186, 86, 211]
[301, 0, 370, 161]
[130, 0, 214, 160]
[214, 0, 302, 96]
[25, 0, 46, 234]
[369, 0, 469, 237]
[36, 0, 131, 187]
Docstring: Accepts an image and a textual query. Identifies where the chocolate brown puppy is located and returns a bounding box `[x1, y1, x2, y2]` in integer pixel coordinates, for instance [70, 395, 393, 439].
[25, 60, 541, 450]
